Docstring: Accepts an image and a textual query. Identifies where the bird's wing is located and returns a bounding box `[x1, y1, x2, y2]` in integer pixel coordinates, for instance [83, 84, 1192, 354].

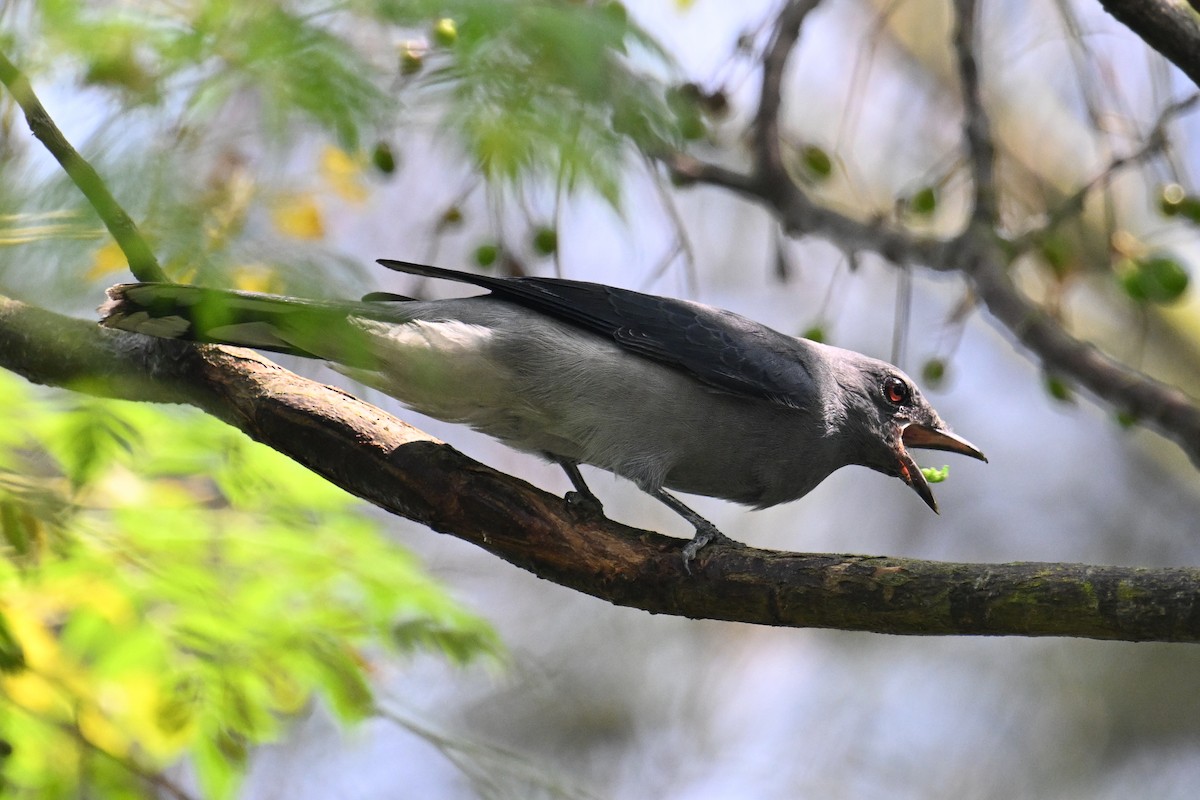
[376, 259, 818, 407]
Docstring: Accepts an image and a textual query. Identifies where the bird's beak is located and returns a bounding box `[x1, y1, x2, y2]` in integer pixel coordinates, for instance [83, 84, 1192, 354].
[896, 423, 988, 513]
[901, 424, 987, 462]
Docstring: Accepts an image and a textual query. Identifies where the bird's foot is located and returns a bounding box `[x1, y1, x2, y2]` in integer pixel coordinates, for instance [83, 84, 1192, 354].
[681, 522, 736, 574]
[564, 490, 605, 520]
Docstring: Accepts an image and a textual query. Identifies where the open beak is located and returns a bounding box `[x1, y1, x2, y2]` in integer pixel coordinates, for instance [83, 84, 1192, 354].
[897, 424, 988, 513]
[902, 424, 987, 462]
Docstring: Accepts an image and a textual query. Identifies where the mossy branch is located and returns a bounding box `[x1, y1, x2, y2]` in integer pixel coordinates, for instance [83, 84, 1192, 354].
[1, 296, 1199, 643]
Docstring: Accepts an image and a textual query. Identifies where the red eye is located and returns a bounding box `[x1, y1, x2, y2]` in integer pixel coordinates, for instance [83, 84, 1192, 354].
[883, 376, 910, 406]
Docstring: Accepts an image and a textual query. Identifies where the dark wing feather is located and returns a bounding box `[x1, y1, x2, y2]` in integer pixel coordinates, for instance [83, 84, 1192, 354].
[376, 259, 818, 407]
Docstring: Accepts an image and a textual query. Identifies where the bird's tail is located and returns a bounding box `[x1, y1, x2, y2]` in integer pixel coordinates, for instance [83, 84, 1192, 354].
[99, 283, 402, 367]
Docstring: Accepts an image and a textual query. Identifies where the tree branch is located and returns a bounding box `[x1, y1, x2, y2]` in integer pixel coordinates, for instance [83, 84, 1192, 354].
[665, 4, 1200, 470]
[1012, 92, 1200, 252]
[3, 296, 1200, 643]
[952, 0, 998, 224]
[946, 235, 1200, 468]
[1095, 0, 1200, 90]
[0, 50, 166, 282]
[754, 0, 824, 187]
[671, 147, 1200, 466]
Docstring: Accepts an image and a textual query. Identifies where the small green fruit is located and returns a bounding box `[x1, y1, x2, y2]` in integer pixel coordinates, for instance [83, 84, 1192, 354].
[400, 44, 423, 75]
[371, 141, 396, 175]
[921, 358, 947, 388]
[909, 187, 937, 216]
[433, 18, 458, 47]
[532, 227, 558, 256]
[1045, 375, 1074, 403]
[474, 243, 498, 268]
[801, 146, 832, 180]
[1159, 183, 1186, 216]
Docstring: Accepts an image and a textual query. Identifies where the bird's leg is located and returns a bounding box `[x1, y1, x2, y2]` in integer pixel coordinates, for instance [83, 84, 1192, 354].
[650, 488, 736, 572]
[555, 460, 606, 518]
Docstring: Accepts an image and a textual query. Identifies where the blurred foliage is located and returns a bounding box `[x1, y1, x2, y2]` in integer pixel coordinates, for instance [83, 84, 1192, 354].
[404, 0, 680, 204]
[0, 0, 683, 303]
[0, 3, 689, 793]
[0, 369, 499, 799]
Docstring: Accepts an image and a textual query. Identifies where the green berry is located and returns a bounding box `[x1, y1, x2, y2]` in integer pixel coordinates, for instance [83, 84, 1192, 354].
[371, 141, 396, 175]
[921, 358, 947, 388]
[433, 18, 458, 47]
[474, 243, 498, 268]
[1045, 375, 1074, 403]
[532, 227, 558, 256]
[801, 146, 832, 180]
[910, 187, 937, 216]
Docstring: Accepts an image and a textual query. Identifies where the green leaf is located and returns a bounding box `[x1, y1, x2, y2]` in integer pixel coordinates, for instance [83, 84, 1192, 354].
[0, 611, 26, 673]
[193, 725, 246, 800]
[1038, 231, 1074, 279]
[421, 0, 676, 206]
[1137, 256, 1189, 303]
[1117, 254, 1190, 304]
[393, 616, 502, 667]
[39, 398, 142, 489]
[304, 638, 375, 722]
[187, 5, 390, 149]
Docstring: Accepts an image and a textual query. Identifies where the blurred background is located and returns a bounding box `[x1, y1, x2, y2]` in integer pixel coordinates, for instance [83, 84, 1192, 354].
[2, 0, 1200, 798]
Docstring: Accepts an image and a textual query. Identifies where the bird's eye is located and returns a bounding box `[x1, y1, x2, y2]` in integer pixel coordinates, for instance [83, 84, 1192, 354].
[882, 376, 910, 406]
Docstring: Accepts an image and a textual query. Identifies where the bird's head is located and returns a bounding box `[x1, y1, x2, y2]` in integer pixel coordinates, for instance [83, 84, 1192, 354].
[825, 350, 987, 512]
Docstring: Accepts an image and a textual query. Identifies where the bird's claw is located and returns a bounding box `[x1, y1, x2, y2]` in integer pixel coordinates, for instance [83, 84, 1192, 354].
[681, 523, 735, 574]
[564, 490, 605, 520]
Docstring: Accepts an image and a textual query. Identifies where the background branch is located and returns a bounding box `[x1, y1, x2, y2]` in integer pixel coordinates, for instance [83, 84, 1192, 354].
[0, 50, 166, 282]
[2, 295, 1199, 643]
[952, 0, 997, 224]
[754, 0, 823, 186]
[1095, 0, 1200, 89]
[668, 0, 1200, 469]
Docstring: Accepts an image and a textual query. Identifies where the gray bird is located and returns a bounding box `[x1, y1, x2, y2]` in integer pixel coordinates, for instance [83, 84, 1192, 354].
[100, 259, 986, 565]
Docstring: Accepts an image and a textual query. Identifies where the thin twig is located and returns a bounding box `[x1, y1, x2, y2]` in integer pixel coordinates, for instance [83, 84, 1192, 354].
[754, 0, 824, 188]
[1013, 91, 1200, 251]
[952, 0, 997, 225]
[0, 49, 166, 282]
[666, 135, 1200, 465]
[375, 703, 596, 800]
[642, 153, 697, 293]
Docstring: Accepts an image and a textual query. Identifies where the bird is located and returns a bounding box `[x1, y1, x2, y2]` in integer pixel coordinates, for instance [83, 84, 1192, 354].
[100, 259, 986, 566]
